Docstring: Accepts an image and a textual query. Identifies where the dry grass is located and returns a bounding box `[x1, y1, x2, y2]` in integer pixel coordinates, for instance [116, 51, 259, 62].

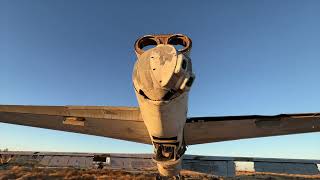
[0, 166, 156, 180]
[0, 166, 319, 180]
[232, 171, 320, 179]
[0, 166, 220, 180]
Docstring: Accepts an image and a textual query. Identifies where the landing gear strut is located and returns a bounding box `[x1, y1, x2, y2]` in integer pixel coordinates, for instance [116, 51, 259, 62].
[156, 174, 182, 180]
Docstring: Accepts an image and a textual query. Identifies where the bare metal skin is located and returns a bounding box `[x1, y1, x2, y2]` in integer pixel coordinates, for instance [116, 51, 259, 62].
[133, 34, 194, 176]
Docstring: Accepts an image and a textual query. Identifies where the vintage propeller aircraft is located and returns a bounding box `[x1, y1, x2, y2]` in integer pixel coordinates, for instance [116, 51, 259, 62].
[1, 34, 320, 177]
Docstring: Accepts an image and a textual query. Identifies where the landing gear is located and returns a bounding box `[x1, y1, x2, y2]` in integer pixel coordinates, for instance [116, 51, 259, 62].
[173, 174, 182, 180]
[156, 174, 162, 180]
[156, 174, 182, 180]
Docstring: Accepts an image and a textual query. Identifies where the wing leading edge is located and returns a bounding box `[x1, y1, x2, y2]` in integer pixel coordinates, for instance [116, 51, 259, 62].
[0, 105, 151, 144]
[184, 113, 320, 145]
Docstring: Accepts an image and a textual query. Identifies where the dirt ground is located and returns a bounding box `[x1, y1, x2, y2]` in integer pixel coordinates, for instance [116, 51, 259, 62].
[0, 166, 218, 180]
[1, 166, 320, 180]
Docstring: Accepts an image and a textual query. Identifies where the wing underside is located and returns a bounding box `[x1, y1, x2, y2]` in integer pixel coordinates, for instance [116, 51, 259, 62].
[184, 113, 320, 145]
[0, 105, 151, 144]
[2, 105, 320, 146]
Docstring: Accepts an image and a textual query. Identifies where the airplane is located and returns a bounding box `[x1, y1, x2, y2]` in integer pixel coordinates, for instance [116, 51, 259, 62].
[1, 34, 320, 178]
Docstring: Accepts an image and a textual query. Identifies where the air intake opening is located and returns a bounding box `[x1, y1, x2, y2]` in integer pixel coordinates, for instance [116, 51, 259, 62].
[167, 34, 191, 52]
[135, 35, 159, 54]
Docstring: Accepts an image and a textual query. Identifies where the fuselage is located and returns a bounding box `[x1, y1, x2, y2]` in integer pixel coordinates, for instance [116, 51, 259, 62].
[132, 34, 195, 176]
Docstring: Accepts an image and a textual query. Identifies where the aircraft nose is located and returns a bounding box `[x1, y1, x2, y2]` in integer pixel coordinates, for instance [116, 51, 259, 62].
[133, 34, 194, 101]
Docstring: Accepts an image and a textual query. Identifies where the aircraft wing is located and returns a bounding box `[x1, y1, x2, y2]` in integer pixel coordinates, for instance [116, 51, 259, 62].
[184, 113, 320, 145]
[0, 105, 151, 144]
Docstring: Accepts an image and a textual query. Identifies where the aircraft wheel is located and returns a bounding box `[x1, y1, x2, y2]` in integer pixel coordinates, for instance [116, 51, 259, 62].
[173, 174, 181, 180]
[156, 174, 163, 180]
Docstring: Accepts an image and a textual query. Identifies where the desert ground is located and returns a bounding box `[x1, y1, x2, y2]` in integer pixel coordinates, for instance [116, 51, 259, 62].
[1, 165, 320, 180]
[1, 151, 319, 180]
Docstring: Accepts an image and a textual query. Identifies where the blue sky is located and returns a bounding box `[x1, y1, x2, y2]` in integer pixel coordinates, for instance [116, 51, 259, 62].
[0, 0, 319, 159]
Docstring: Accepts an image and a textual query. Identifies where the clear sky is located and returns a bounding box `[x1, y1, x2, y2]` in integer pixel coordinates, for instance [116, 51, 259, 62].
[1, 0, 320, 159]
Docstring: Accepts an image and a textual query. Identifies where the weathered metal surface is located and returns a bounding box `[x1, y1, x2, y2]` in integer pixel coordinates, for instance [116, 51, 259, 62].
[63, 117, 85, 126]
[185, 155, 320, 164]
[0, 151, 94, 157]
[110, 157, 155, 169]
[0, 106, 151, 144]
[49, 156, 69, 167]
[0, 105, 142, 120]
[183, 160, 235, 177]
[185, 113, 320, 145]
[39, 156, 52, 166]
[39, 155, 93, 168]
[254, 162, 319, 175]
[67, 157, 92, 168]
[133, 34, 195, 176]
